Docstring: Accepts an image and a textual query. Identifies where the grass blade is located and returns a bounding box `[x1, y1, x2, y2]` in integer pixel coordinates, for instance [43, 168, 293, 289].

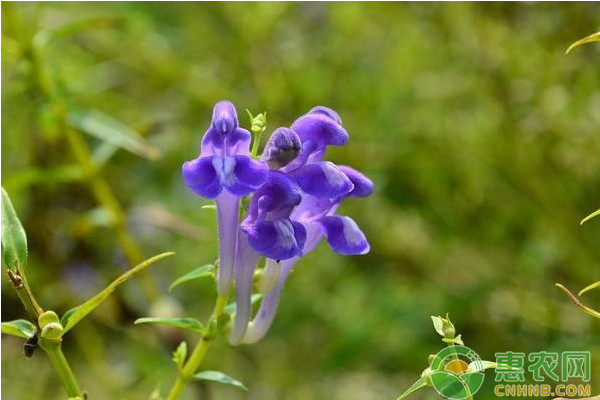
[61, 252, 174, 333]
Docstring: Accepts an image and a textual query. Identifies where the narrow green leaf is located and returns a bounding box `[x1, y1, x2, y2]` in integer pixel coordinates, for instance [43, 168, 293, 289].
[68, 109, 160, 160]
[396, 376, 429, 400]
[61, 252, 174, 334]
[1, 319, 35, 339]
[580, 208, 600, 225]
[193, 371, 248, 391]
[225, 294, 263, 315]
[1, 187, 28, 272]
[172, 341, 187, 369]
[566, 32, 600, 54]
[135, 317, 203, 332]
[579, 281, 600, 296]
[201, 204, 216, 210]
[169, 264, 215, 292]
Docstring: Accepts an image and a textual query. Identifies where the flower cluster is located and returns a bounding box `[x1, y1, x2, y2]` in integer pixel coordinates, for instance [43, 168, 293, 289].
[183, 101, 373, 344]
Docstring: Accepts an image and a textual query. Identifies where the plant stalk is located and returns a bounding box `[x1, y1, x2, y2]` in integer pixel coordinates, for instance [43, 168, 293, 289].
[39, 338, 84, 398]
[166, 294, 229, 400]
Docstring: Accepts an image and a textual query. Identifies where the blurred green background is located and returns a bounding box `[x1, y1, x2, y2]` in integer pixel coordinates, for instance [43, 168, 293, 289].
[2, 2, 599, 400]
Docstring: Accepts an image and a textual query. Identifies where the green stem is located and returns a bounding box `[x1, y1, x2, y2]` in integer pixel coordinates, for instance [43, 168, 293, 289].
[166, 294, 229, 400]
[39, 338, 83, 398]
[6, 269, 44, 323]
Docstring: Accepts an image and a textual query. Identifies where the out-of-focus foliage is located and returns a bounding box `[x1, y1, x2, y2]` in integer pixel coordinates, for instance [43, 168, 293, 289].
[2, 3, 599, 399]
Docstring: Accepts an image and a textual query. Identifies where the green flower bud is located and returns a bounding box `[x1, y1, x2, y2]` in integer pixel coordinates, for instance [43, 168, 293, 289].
[41, 322, 64, 339]
[38, 310, 60, 328]
[431, 314, 456, 340]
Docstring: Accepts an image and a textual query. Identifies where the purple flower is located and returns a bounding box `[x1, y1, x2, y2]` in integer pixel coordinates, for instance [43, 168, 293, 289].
[236, 107, 373, 344]
[183, 102, 372, 344]
[182, 101, 268, 294]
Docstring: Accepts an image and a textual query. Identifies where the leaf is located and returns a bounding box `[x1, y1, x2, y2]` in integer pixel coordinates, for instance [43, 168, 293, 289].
[169, 264, 215, 292]
[135, 317, 203, 332]
[172, 341, 187, 369]
[579, 281, 600, 296]
[67, 109, 160, 160]
[193, 371, 248, 391]
[396, 376, 429, 400]
[201, 204, 216, 211]
[566, 32, 600, 54]
[1, 319, 35, 338]
[430, 371, 468, 399]
[61, 252, 174, 334]
[580, 208, 600, 225]
[1, 187, 28, 272]
[225, 294, 263, 315]
[431, 316, 444, 337]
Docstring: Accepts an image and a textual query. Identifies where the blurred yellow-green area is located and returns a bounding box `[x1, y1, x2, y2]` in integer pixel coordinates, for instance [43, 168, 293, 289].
[2, 2, 599, 400]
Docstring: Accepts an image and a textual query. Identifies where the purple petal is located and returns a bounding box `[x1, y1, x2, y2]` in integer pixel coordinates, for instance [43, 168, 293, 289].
[228, 127, 252, 155]
[182, 156, 223, 199]
[243, 218, 306, 261]
[291, 113, 348, 147]
[290, 161, 354, 199]
[318, 215, 369, 255]
[230, 233, 261, 345]
[250, 171, 302, 216]
[200, 102, 251, 157]
[338, 166, 374, 198]
[220, 156, 268, 196]
[215, 191, 240, 293]
[308, 106, 342, 125]
[212, 100, 238, 134]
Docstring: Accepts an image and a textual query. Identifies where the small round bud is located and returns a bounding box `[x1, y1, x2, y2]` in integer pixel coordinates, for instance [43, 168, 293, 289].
[41, 322, 64, 339]
[263, 128, 302, 169]
[38, 311, 60, 329]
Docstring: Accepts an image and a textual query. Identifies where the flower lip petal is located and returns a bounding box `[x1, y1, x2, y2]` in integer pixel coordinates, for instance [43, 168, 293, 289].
[338, 166, 374, 198]
[290, 161, 354, 199]
[291, 113, 349, 147]
[182, 156, 223, 199]
[318, 215, 370, 255]
[308, 106, 342, 125]
[243, 219, 306, 261]
[222, 156, 269, 196]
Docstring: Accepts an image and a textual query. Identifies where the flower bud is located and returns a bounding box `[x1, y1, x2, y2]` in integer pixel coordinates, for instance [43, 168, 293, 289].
[41, 322, 64, 339]
[431, 314, 456, 339]
[263, 128, 302, 169]
[249, 112, 267, 134]
[38, 310, 60, 329]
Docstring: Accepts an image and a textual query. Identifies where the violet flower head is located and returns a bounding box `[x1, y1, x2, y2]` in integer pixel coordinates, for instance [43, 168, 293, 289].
[182, 101, 268, 294]
[183, 102, 372, 344]
[238, 106, 373, 344]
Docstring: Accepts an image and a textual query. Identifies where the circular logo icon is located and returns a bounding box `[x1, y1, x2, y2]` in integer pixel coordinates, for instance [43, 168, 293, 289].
[430, 345, 485, 400]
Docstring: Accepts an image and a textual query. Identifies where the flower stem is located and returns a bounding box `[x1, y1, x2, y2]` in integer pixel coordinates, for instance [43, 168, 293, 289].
[166, 294, 229, 400]
[39, 338, 84, 398]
